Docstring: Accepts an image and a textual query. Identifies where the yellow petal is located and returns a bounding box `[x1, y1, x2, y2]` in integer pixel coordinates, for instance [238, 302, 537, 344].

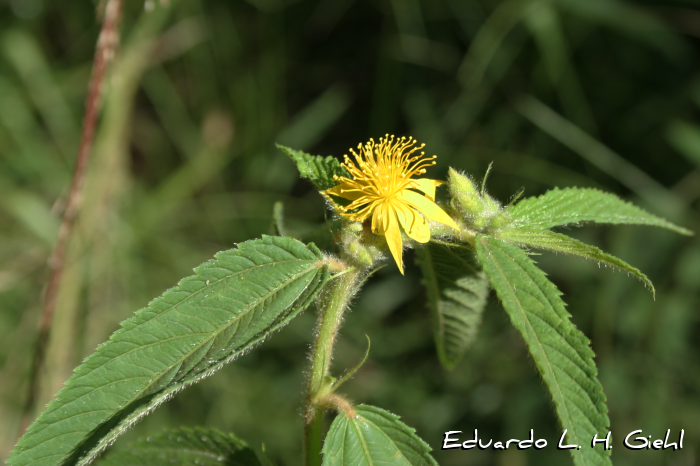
[380, 202, 405, 274]
[400, 189, 459, 231]
[394, 200, 430, 243]
[371, 201, 382, 233]
[410, 215, 430, 243]
[324, 183, 365, 201]
[410, 179, 443, 202]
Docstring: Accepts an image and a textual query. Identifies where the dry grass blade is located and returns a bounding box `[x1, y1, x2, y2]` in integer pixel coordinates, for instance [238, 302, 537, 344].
[19, 0, 123, 437]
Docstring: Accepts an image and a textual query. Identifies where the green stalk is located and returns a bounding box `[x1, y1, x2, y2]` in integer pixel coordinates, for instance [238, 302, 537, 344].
[303, 267, 362, 466]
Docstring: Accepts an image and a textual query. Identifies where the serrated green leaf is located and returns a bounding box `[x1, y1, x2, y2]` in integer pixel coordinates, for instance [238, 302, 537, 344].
[476, 235, 611, 466]
[416, 243, 490, 370]
[10, 236, 330, 466]
[276, 144, 348, 191]
[509, 187, 692, 235]
[322, 405, 437, 466]
[498, 227, 655, 297]
[96, 427, 260, 466]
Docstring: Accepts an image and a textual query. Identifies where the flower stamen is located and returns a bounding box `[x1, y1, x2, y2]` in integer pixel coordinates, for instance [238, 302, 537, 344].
[324, 136, 459, 273]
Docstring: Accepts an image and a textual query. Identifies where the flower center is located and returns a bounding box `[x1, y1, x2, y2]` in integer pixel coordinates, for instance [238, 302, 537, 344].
[337, 135, 437, 200]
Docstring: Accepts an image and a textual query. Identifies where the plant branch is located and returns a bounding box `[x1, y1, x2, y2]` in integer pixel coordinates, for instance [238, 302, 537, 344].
[303, 268, 362, 466]
[19, 0, 123, 436]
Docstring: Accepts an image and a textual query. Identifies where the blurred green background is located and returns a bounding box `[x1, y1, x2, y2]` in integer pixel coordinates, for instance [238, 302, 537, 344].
[1, 0, 699, 464]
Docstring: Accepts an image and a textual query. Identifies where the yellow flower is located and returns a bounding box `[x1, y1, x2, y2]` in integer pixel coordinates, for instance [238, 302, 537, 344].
[324, 135, 459, 274]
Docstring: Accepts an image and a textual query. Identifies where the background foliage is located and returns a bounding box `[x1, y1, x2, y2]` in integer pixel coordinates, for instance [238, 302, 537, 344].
[1, 0, 699, 465]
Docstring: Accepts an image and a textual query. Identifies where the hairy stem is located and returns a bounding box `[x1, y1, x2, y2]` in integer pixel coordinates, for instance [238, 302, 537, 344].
[304, 267, 362, 466]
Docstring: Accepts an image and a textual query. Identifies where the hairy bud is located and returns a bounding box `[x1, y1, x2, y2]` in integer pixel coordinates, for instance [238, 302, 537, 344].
[447, 167, 512, 234]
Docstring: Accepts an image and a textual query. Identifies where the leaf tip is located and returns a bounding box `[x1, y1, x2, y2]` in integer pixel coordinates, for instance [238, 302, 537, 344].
[677, 226, 695, 236]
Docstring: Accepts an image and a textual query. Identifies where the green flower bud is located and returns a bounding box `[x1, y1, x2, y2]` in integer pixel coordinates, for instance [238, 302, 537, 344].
[347, 239, 374, 266]
[448, 168, 486, 218]
[448, 167, 479, 196]
[340, 222, 374, 266]
[482, 192, 501, 214]
[346, 222, 364, 233]
[489, 211, 512, 230]
[472, 215, 490, 230]
[447, 166, 511, 234]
